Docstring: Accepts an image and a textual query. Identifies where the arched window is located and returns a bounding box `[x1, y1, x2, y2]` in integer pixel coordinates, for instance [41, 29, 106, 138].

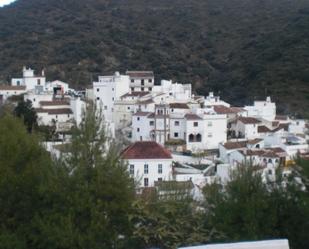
[196, 133, 202, 142]
[268, 159, 272, 163]
[189, 134, 194, 142]
[255, 144, 260, 148]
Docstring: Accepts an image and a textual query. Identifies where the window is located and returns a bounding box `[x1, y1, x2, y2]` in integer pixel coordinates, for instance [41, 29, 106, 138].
[158, 177, 162, 182]
[141, 79, 145, 85]
[33, 98, 36, 102]
[148, 87, 152, 91]
[112, 97, 114, 101]
[140, 136, 143, 141]
[158, 164, 163, 174]
[149, 79, 152, 83]
[97, 88, 100, 92]
[37, 79, 41, 85]
[137, 128, 140, 132]
[268, 169, 272, 175]
[137, 117, 140, 121]
[189, 134, 194, 142]
[67, 114, 70, 118]
[96, 97, 100, 100]
[56, 115, 58, 119]
[149, 121, 154, 126]
[141, 87, 144, 91]
[171, 108, 174, 113]
[196, 134, 202, 142]
[129, 165, 134, 175]
[104, 105, 107, 110]
[208, 121, 212, 127]
[127, 106, 130, 110]
[131, 87, 134, 91]
[112, 88, 114, 91]
[169, 92, 172, 96]
[144, 178, 149, 187]
[17, 81, 20, 86]
[174, 121, 179, 126]
[174, 132, 179, 138]
[144, 164, 149, 174]
[208, 133, 212, 138]
[131, 79, 134, 83]
[194, 122, 198, 127]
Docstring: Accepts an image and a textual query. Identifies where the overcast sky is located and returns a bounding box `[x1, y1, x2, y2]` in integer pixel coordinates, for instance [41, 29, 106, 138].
[0, 0, 16, 7]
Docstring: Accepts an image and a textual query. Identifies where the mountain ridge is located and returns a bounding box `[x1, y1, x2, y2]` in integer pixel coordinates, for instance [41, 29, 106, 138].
[0, 0, 308, 115]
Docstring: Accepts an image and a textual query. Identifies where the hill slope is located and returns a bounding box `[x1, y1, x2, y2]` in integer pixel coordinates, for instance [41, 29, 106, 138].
[0, 0, 309, 115]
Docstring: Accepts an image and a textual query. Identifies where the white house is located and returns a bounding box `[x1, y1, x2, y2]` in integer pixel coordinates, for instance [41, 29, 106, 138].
[0, 85, 26, 104]
[122, 141, 173, 188]
[244, 96, 276, 121]
[232, 116, 261, 139]
[152, 80, 192, 101]
[93, 72, 130, 121]
[11, 66, 46, 91]
[126, 71, 154, 92]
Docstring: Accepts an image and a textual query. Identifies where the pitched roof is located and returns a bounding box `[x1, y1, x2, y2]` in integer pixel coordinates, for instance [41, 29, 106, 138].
[40, 100, 69, 106]
[0, 85, 26, 91]
[247, 138, 263, 145]
[238, 116, 261, 124]
[185, 113, 202, 120]
[169, 103, 190, 109]
[213, 105, 235, 114]
[126, 71, 154, 78]
[223, 141, 248, 150]
[258, 125, 271, 133]
[122, 141, 172, 159]
[36, 108, 73, 115]
[121, 91, 150, 98]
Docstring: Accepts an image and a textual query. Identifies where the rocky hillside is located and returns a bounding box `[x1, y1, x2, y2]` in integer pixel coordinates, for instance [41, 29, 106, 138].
[0, 0, 308, 115]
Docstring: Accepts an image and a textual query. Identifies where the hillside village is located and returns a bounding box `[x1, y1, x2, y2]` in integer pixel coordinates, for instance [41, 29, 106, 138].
[1, 66, 308, 196]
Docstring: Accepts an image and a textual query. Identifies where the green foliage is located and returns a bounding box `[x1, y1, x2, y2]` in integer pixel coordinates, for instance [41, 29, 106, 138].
[14, 99, 37, 132]
[203, 165, 309, 249]
[0, 0, 309, 114]
[130, 199, 215, 249]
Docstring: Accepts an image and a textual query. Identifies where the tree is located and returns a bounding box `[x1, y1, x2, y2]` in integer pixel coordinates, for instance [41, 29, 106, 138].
[57, 104, 136, 249]
[129, 198, 215, 249]
[203, 164, 309, 249]
[14, 99, 37, 133]
[0, 114, 57, 248]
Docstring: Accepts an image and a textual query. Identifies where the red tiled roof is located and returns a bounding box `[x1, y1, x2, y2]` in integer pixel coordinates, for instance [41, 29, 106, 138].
[238, 116, 261, 124]
[36, 108, 73, 115]
[126, 71, 154, 78]
[272, 123, 289, 132]
[213, 105, 235, 114]
[185, 113, 202, 120]
[122, 141, 172, 159]
[169, 103, 190, 109]
[247, 138, 263, 145]
[258, 125, 271, 133]
[40, 100, 69, 106]
[223, 141, 248, 150]
[121, 91, 150, 98]
[230, 107, 246, 113]
[0, 85, 26, 91]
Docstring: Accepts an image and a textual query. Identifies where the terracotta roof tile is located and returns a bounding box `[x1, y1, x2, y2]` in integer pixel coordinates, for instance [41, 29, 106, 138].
[36, 108, 72, 115]
[258, 125, 271, 133]
[121, 91, 150, 98]
[238, 116, 261, 124]
[275, 115, 288, 121]
[185, 113, 202, 120]
[0, 85, 26, 91]
[40, 100, 69, 106]
[223, 141, 248, 150]
[169, 103, 190, 109]
[122, 141, 172, 159]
